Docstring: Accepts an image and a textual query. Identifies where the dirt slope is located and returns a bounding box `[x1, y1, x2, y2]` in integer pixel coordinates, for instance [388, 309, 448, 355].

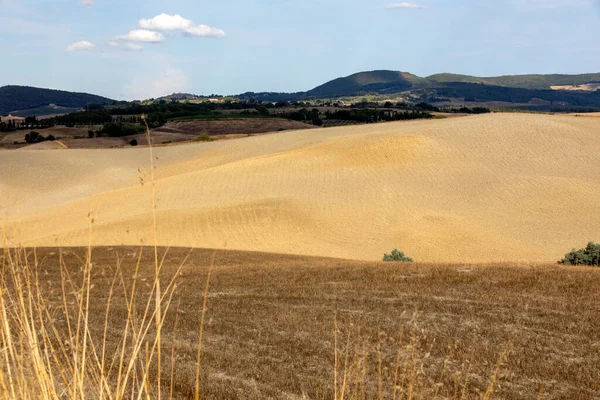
[21, 140, 68, 150]
[1, 113, 599, 262]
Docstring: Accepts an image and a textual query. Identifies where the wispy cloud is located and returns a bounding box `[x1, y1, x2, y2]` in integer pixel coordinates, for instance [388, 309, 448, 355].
[66, 41, 95, 52]
[138, 13, 225, 38]
[387, 2, 426, 9]
[184, 24, 226, 37]
[78, 0, 95, 6]
[108, 40, 143, 51]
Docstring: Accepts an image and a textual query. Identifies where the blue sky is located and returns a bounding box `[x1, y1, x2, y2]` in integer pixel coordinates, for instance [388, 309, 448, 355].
[1, 0, 599, 100]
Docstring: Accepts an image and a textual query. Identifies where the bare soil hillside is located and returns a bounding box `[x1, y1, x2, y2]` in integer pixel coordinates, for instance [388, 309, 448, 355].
[1, 113, 599, 262]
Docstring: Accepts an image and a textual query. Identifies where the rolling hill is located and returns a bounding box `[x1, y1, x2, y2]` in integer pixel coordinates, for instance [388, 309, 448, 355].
[0, 85, 113, 116]
[238, 70, 600, 108]
[2, 113, 599, 263]
[4, 70, 600, 115]
[307, 70, 426, 97]
[427, 72, 600, 90]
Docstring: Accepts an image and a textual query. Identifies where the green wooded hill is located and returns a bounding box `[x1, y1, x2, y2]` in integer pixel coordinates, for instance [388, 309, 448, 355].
[0, 86, 113, 116]
[306, 70, 600, 96]
[307, 70, 427, 97]
[238, 69, 600, 109]
[426, 72, 600, 90]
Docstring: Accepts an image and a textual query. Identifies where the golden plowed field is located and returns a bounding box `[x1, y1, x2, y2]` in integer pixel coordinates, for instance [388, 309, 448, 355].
[2, 113, 599, 262]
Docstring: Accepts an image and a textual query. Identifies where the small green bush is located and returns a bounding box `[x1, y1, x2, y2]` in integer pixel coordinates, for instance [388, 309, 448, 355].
[194, 134, 213, 142]
[129, 139, 138, 146]
[561, 242, 600, 266]
[25, 131, 45, 144]
[46, 135, 56, 141]
[383, 249, 413, 262]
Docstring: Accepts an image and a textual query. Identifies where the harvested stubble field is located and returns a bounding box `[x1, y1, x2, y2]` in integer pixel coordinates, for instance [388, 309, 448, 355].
[152, 118, 313, 137]
[2, 246, 599, 399]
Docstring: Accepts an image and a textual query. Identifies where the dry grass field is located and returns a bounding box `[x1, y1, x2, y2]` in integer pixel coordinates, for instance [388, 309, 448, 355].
[0, 118, 313, 149]
[0, 126, 100, 149]
[1, 113, 599, 262]
[1, 246, 599, 399]
[152, 118, 313, 137]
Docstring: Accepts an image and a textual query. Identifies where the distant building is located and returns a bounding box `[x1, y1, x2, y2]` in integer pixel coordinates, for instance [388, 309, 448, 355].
[0, 114, 26, 122]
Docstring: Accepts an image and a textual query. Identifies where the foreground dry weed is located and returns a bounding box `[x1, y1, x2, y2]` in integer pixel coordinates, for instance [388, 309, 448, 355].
[1, 246, 599, 399]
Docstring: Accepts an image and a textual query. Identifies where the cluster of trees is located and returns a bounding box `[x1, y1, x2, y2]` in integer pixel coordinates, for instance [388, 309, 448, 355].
[97, 122, 144, 137]
[561, 242, 600, 266]
[0, 117, 55, 132]
[50, 110, 113, 126]
[280, 108, 323, 125]
[0, 120, 18, 132]
[449, 106, 491, 114]
[279, 107, 433, 125]
[324, 109, 432, 123]
[24, 131, 56, 143]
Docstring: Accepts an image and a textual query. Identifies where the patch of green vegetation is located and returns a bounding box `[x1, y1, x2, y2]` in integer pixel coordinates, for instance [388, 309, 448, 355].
[561, 242, 600, 266]
[9, 106, 80, 117]
[383, 249, 413, 263]
[194, 134, 213, 142]
[24, 131, 57, 143]
[97, 122, 144, 137]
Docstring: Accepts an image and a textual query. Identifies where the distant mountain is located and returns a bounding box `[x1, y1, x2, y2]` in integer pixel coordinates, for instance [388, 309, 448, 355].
[306, 70, 427, 98]
[236, 70, 600, 109]
[0, 86, 113, 116]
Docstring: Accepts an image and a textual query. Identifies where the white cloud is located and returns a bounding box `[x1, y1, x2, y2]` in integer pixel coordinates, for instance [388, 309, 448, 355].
[139, 13, 193, 31]
[65, 41, 95, 52]
[78, 0, 95, 6]
[184, 24, 225, 38]
[138, 13, 225, 38]
[115, 29, 165, 43]
[122, 67, 190, 100]
[387, 2, 426, 9]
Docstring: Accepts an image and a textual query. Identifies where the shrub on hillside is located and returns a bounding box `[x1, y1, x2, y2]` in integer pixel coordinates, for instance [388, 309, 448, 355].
[129, 139, 138, 146]
[194, 134, 213, 142]
[46, 134, 56, 141]
[383, 249, 413, 262]
[24, 131, 45, 144]
[561, 242, 600, 266]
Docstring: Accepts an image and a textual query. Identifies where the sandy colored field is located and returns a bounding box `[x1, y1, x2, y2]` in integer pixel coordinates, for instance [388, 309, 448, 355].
[1, 113, 599, 262]
[551, 83, 600, 91]
[5, 246, 599, 399]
